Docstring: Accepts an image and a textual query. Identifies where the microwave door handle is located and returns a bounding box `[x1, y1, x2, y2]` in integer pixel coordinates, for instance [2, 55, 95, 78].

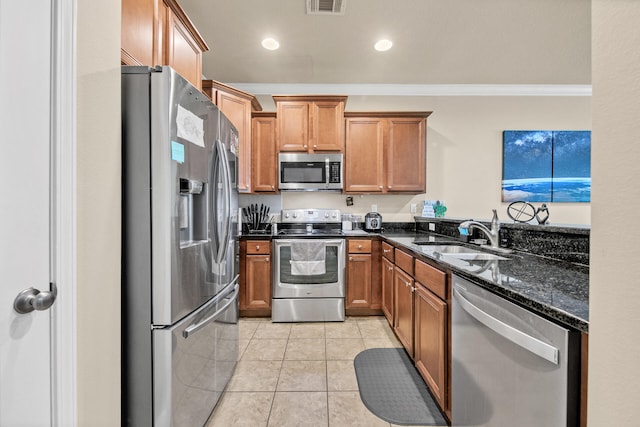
[182, 281, 239, 339]
[325, 158, 330, 189]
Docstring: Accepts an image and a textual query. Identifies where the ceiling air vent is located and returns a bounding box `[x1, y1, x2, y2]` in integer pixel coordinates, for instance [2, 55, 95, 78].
[306, 0, 346, 15]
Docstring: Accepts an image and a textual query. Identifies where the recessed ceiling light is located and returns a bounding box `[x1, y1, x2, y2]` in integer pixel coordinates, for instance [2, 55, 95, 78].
[261, 38, 280, 50]
[374, 39, 393, 52]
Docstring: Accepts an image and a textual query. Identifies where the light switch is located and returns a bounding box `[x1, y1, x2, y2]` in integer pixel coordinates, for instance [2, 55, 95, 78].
[410, 203, 417, 213]
[429, 223, 436, 231]
[371, 204, 377, 212]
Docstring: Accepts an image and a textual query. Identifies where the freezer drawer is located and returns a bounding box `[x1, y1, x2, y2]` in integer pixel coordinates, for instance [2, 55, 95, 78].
[452, 274, 579, 427]
[153, 280, 239, 427]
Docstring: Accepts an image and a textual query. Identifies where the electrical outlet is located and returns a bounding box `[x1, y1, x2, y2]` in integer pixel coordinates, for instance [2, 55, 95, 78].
[428, 223, 436, 231]
[371, 204, 377, 212]
[410, 203, 417, 214]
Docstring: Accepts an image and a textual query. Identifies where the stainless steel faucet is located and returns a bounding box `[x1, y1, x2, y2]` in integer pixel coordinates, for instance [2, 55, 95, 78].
[459, 209, 501, 250]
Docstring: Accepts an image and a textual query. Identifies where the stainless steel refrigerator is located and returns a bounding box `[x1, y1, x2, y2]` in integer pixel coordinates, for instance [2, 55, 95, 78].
[121, 66, 240, 427]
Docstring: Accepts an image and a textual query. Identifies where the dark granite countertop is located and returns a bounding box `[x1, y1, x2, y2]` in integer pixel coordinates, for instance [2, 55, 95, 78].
[381, 231, 589, 333]
[239, 228, 589, 332]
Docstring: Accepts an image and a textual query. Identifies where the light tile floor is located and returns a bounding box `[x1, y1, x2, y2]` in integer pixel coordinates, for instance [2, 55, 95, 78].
[206, 316, 441, 427]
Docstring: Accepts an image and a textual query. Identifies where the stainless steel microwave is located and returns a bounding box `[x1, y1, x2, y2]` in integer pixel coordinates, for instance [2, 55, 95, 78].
[278, 153, 343, 191]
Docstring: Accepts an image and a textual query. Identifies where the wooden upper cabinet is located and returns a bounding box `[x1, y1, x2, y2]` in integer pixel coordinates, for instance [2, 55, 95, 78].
[163, 0, 208, 90]
[344, 117, 385, 193]
[344, 112, 431, 194]
[121, 0, 158, 66]
[387, 117, 427, 192]
[204, 81, 263, 193]
[121, 0, 208, 90]
[251, 112, 278, 193]
[273, 95, 347, 153]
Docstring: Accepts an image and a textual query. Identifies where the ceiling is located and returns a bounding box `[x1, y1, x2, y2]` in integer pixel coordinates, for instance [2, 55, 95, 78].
[180, 0, 591, 91]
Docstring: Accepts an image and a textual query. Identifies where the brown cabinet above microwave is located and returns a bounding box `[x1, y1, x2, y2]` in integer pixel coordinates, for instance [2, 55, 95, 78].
[273, 95, 347, 153]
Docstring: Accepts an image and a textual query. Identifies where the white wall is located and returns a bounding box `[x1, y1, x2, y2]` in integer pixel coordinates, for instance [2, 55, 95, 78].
[76, 0, 121, 425]
[589, 2, 640, 425]
[258, 95, 591, 225]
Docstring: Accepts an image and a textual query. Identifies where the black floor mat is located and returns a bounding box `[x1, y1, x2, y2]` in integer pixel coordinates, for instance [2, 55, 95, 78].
[353, 348, 448, 426]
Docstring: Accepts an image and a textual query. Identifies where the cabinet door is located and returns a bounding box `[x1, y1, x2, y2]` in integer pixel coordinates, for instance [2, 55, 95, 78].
[344, 118, 385, 193]
[414, 283, 447, 410]
[311, 101, 345, 151]
[393, 266, 415, 356]
[346, 254, 372, 308]
[164, 7, 203, 90]
[121, 0, 157, 66]
[251, 114, 278, 193]
[217, 90, 252, 192]
[381, 257, 394, 324]
[386, 118, 426, 192]
[245, 254, 272, 310]
[277, 101, 309, 151]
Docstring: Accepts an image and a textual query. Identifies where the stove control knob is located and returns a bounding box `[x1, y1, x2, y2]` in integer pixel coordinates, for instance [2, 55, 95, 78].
[324, 212, 329, 218]
[284, 212, 290, 218]
[292, 213, 298, 218]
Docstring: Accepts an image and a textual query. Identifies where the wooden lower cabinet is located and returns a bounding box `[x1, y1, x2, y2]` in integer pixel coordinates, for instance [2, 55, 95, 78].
[393, 265, 415, 356]
[381, 257, 394, 324]
[346, 238, 381, 315]
[414, 282, 447, 410]
[346, 253, 372, 308]
[240, 240, 271, 316]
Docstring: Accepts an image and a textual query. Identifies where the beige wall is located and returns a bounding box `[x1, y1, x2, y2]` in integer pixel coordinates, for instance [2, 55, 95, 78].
[589, 2, 640, 425]
[76, 0, 121, 425]
[258, 95, 591, 225]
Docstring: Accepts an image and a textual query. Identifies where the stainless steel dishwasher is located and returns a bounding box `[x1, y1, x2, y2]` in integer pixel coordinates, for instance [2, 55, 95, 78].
[452, 274, 580, 427]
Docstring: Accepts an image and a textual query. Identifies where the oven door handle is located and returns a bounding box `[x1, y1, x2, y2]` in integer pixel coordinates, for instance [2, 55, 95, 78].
[453, 287, 559, 364]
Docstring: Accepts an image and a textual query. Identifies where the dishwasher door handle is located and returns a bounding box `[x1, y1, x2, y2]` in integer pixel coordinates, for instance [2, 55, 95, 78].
[454, 288, 559, 364]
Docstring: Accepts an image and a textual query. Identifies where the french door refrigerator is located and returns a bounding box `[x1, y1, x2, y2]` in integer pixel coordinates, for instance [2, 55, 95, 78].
[121, 66, 240, 427]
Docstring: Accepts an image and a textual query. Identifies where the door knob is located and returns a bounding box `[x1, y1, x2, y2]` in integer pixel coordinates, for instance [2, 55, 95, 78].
[14, 283, 57, 314]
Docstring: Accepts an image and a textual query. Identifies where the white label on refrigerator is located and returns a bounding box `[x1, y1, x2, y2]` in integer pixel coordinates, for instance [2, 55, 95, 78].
[176, 105, 204, 147]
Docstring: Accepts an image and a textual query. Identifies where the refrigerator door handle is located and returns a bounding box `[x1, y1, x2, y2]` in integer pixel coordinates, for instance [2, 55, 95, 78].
[453, 287, 559, 364]
[213, 139, 231, 264]
[183, 281, 239, 339]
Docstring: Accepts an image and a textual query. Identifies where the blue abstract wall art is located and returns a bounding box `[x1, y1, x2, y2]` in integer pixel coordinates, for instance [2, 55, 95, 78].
[502, 130, 591, 203]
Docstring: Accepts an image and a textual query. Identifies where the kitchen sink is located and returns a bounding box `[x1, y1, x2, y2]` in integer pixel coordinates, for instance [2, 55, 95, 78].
[427, 245, 511, 261]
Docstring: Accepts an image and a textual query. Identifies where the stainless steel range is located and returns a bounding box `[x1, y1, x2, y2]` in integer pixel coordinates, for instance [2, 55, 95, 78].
[272, 209, 345, 322]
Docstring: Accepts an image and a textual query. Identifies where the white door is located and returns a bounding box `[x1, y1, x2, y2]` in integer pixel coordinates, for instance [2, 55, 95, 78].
[0, 0, 70, 425]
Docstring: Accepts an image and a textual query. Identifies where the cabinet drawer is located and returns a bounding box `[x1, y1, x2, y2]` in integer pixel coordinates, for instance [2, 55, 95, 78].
[394, 249, 414, 276]
[349, 239, 372, 254]
[382, 242, 394, 262]
[246, 240, 271, 255]
[415, 259, 446, 300]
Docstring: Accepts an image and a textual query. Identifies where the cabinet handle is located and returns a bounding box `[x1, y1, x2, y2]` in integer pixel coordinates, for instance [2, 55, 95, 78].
[313, 144, 317, 149]
[304, 145, 308, 149]
[264, 257, 269, 262]
[405, 281, 411, 287]
[358, 245, 363, 249]
[387, 266, 393, 271]
[271, 185, 275, 190]
[255, 245, 260, 250]
[379, 185, 383, 189]
[410, 286, 416, 293]
[349, 256, 353, 261]
[388, 186, 392, 189]
[383, 249, 391, 253]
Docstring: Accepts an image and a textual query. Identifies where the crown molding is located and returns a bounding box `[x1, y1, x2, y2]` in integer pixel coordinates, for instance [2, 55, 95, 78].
[226, 83, 592, 97]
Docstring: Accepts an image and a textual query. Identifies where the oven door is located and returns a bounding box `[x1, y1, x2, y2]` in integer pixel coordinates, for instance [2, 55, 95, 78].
[273, 238, 345, 298]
